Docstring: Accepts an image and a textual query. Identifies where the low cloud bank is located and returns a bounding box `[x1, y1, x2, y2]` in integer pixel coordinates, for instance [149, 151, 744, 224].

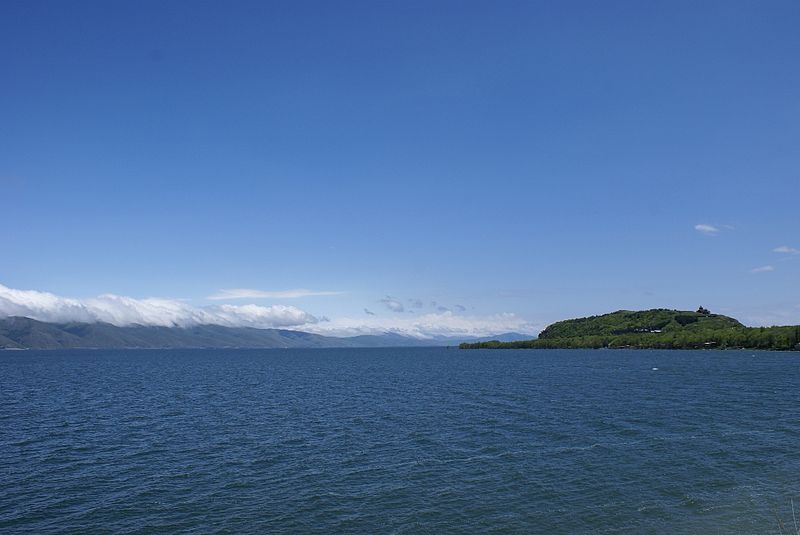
[303, 311, 539, 339]
[0, 284, 318, 328]
[0, 283, 538, 338]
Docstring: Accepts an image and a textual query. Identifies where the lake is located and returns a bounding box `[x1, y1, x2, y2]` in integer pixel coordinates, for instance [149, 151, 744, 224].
[1, 348, 799, 533]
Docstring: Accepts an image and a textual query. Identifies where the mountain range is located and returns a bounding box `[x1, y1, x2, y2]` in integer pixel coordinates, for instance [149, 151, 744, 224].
[0, 316, 530, 350]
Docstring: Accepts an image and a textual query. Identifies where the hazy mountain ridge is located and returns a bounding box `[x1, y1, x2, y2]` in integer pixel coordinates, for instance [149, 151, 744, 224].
[0, 317, 530, 350]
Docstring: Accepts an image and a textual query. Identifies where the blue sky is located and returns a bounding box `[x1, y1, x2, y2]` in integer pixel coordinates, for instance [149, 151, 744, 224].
[1, 1, 799, 335]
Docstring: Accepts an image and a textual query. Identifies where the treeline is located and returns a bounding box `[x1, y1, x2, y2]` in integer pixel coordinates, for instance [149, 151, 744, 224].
[461, 325, 800, 351]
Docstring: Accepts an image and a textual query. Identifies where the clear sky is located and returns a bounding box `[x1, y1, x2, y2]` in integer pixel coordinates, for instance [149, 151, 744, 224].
[1, 0, 799, 336]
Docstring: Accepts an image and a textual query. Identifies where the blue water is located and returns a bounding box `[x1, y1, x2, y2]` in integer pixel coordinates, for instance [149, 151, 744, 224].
[2, 348, 800, 534]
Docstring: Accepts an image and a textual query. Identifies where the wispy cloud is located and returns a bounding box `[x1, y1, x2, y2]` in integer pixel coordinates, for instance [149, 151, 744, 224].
[773, 245, 800, 255]
[0, 284, 319, 328]
[750, 265, 775, 273]
[380, 296, 405, 313]
[208, 288, 343, 300]
[694, 224, 720, 235]
[694, 223, 736, 236]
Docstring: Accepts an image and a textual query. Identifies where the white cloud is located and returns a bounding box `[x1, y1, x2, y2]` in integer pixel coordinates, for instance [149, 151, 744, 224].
[0, 283, 540, 339]
[750, 265, 775, 273]
[694, 224, 720, 235]
[0, 284, 96, 324]
[212, 304, 318, 328]
[208, 288, 342, 300]
[773, 246, 800, 255]
[304, 311, 539, 339]
[0, 284, 318, 328]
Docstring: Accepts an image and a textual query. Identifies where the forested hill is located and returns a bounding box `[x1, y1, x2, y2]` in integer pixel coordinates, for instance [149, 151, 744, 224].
[461, 308, 800, 350]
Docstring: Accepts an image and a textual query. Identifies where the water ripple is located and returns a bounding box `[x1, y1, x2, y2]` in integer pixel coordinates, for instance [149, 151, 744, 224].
[1, 348, 800, 533]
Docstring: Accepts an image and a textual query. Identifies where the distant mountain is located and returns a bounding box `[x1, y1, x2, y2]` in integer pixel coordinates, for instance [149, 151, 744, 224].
[461, 308, 800, 351]
[0, 317, 528, 350]
[458, 332, 533, 343]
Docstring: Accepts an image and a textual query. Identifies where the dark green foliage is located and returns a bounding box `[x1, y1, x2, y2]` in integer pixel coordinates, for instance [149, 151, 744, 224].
[674, 315, 698, 326]
[461, 309, 800, 351]
[538, 309, 740, 339]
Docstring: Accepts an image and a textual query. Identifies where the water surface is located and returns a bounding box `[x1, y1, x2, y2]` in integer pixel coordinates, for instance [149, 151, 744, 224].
[2, 348, 799, 533]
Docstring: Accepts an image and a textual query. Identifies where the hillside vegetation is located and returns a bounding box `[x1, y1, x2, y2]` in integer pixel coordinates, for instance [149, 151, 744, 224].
[461, 308, 800, 350]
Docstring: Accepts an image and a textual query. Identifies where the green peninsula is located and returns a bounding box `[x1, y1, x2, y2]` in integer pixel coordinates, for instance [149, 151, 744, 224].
[460, 308, 800, 351]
